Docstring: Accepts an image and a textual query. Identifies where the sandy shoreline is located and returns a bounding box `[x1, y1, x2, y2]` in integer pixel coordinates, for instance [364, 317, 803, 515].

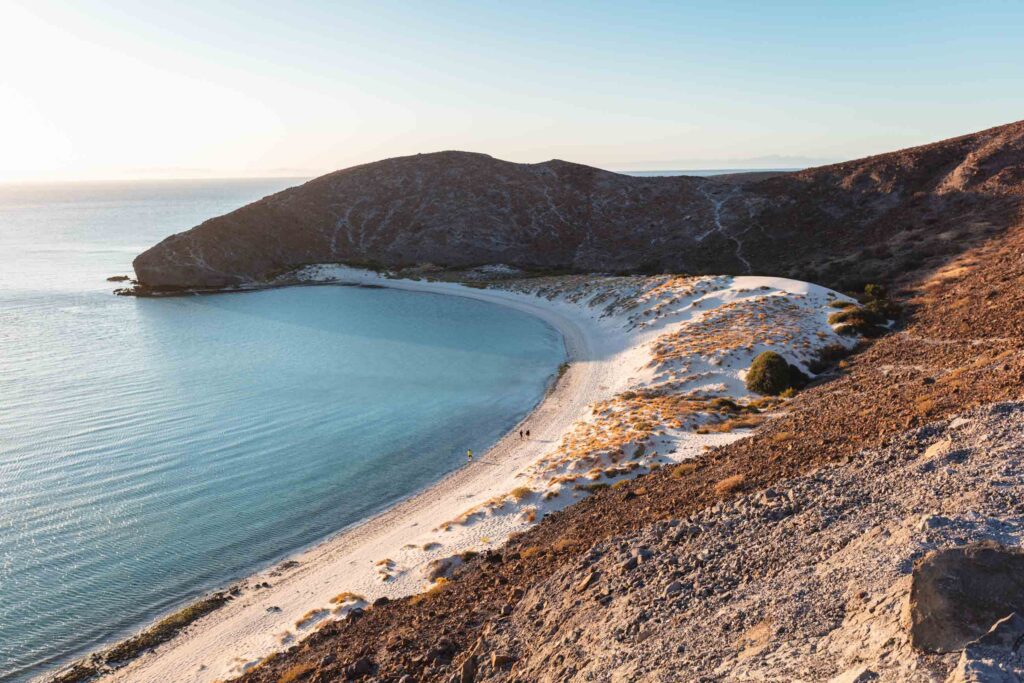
[62, 269, 852, 683]
[88, 273, 634, 683]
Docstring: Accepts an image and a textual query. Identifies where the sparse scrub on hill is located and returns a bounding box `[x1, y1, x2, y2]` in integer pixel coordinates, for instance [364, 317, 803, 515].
[829, 306, 887, 337]
[807, 343, 855, 374]
[696, 414, 767, 434]
[862, 282, 902, 318]
[829, 284, 901, 337]
[672, 462, 699, 478]
[410, 577, 449, 605]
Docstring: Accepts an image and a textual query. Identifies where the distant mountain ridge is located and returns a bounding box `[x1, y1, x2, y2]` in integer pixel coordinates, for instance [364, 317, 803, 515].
[133, 121, 1024, 292]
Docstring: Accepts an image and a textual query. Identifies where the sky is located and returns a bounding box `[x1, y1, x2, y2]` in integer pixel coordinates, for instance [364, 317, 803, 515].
[1, 0, 1022, 182]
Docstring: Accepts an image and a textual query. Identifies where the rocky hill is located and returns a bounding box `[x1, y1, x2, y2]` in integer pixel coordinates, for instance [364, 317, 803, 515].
[232, 215, 1024, 683]
[224, 123, 1024, 682]
[132, 121, 1024, 293]
[118, 120, 1024, 682]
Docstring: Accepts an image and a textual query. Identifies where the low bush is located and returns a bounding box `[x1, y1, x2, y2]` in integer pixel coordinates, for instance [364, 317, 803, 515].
[671, 462, 699, 478]
[745, 351, 793, 395]
[807, 343, 853, 373]
[829, 305, 888, 337]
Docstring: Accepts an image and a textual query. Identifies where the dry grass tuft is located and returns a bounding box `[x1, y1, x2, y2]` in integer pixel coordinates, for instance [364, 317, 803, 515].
[509, 486, 534, 502]
[520, 545, 545, 559]
[329, 592, 364, 605]
[277, 663, 316, 683]
[671, 462, 699, 478]
[294, 609, 327, 629]
[410, 577, 448, 605]
[713, 474, 746, 496]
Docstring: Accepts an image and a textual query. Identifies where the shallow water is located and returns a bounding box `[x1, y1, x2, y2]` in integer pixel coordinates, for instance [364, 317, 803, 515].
[0, 180, 564, 681]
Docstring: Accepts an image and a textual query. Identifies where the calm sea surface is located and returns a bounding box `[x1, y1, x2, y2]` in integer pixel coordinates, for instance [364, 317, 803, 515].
[0, 179, 565, 681]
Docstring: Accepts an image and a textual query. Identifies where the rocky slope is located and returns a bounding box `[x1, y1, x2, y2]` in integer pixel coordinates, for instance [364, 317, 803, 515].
[132, 121, 1024, 292]
[231, 201, 1024, 680]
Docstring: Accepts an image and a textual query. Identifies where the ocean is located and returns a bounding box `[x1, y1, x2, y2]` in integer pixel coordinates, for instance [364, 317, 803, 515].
[0, 179, 565, 681]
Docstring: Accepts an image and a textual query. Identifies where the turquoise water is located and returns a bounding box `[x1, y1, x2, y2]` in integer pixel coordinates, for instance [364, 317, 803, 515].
[0, 180, 565, 681]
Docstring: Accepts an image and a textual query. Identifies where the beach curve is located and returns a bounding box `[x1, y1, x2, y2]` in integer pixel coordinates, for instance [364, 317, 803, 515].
[91, 272, 626, 683]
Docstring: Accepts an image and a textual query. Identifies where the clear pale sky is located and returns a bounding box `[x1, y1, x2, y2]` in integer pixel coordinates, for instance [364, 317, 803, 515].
[2, 0, 1022, 181]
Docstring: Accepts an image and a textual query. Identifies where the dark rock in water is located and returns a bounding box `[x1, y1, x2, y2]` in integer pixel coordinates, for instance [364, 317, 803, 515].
[909, 541, 1024, 653]
[106, 274, 131, 282]
[131, 121, 1024, 293]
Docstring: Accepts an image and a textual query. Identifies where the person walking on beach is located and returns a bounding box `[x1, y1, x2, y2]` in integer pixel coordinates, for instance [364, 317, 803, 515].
[519, 429, 523, 439]
[526, 429, 531, 438]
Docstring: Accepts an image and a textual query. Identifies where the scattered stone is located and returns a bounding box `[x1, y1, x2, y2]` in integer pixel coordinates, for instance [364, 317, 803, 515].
[576, 571, 598, 592]
[346, 656, 373, 679]
[491, 653, 515, 667]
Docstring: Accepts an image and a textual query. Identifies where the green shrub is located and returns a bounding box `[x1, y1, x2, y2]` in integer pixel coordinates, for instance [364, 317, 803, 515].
[787, 363, 809, 389]
[827, 307, 885, 327]
[864, 283, 887, 303]
[862, 283, 902, 318]
[745, 351, 793, 395]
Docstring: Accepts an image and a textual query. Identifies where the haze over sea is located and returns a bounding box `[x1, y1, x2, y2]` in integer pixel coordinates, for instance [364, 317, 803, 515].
[0, 179, 566, 681]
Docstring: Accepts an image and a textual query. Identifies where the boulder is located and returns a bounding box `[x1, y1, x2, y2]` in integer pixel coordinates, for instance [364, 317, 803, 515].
[909, 542, 1024, 653]
[946, 613, 1024, 683]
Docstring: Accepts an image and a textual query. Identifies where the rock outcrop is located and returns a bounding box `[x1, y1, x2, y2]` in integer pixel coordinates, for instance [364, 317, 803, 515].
[910, 543, 1024, 653]
[132, 120, 1024, 292]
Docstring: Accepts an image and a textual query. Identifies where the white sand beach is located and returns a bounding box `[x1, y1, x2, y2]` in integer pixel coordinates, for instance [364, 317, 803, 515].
[87, 269, 853, 683]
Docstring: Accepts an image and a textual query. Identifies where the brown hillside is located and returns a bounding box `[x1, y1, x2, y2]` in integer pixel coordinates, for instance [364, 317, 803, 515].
[233, 155, 1024, 682]
[133, 121, 1024, 293]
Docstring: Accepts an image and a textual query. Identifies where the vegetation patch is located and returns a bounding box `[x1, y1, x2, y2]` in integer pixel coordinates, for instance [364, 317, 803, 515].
[329, 591, 365, 605]
[410, 577, 449, 605]
[277, 662, 316, 683]
[807, 343, 855, 374]
[509, 486, 534, 502]
[104, 591, 232, 664]
[745, 351, 796, 395]
[713, 474, 746, 496]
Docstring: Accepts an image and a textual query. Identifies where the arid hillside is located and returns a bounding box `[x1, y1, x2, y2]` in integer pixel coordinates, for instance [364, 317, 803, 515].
[132, 121, 1024, 292]
[231, 163, 1024, 681]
